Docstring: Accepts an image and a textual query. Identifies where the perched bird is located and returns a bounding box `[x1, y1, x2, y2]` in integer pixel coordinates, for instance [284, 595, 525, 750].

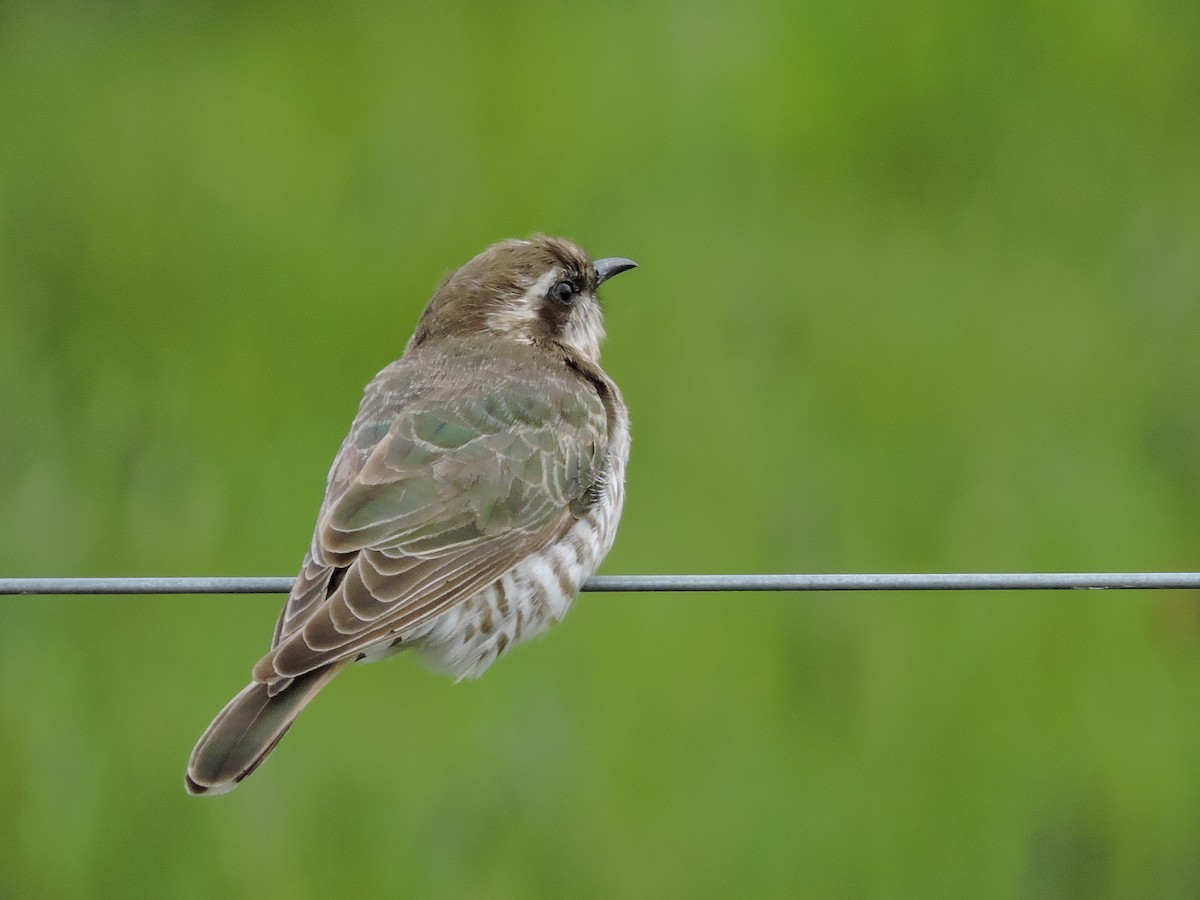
[186, 236, 636, 795]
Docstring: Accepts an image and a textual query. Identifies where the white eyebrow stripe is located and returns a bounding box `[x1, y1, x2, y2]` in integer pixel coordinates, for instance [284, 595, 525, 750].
[519, 268, 559, 306]
[484, 267, 560, 341]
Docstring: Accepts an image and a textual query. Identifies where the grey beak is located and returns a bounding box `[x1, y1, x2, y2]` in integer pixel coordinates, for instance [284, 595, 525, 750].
[594, 257, 638, 285]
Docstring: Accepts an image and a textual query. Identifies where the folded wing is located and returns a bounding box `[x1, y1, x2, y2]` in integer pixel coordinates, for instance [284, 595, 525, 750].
[256, 341, 607, 685]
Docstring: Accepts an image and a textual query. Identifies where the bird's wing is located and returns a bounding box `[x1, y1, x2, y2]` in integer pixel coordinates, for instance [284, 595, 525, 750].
[258, 343, 607, 683]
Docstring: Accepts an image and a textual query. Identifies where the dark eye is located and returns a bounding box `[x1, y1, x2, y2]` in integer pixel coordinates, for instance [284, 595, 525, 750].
[549, 280, 577, 306]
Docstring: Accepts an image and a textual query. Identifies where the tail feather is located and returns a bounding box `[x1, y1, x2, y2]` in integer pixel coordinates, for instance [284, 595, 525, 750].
[185, 661, 346, 796]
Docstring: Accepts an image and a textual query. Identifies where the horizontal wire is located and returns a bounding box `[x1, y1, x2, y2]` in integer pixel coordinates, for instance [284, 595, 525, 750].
[1, 573, 1199, 596]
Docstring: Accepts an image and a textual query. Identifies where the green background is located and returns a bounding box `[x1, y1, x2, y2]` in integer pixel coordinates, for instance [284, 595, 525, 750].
[2, 1, 1199, 897]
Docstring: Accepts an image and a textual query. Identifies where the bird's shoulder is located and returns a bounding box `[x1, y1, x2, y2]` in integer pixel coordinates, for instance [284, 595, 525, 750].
[354, 336, 607, 451]
[311, 337, 608, 555]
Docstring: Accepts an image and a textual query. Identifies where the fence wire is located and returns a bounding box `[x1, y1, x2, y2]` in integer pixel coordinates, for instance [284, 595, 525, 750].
[2, 573, 1199, 595]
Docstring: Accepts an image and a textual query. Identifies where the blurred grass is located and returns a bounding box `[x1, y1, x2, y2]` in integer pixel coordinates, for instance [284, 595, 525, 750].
[2, 0, 1200, 897]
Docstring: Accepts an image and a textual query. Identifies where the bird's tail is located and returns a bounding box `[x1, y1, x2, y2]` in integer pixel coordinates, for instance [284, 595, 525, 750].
[185, 660, 347, 796]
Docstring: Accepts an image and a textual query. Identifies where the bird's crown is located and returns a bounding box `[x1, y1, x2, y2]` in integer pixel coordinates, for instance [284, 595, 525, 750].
[408, 236, 636, 363]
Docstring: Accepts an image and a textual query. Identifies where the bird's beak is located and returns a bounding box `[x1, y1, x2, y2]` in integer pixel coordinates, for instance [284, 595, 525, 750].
[594, 257, 638, 285]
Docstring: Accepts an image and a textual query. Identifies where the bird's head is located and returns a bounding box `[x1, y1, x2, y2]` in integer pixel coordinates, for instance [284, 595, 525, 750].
[408, 236, 637, 364]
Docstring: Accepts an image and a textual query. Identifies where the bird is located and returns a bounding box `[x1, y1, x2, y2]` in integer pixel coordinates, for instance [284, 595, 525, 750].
[185, 236, 636, 795]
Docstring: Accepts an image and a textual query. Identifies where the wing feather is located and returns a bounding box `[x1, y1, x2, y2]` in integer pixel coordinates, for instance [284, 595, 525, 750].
[257, 337, 607, 684]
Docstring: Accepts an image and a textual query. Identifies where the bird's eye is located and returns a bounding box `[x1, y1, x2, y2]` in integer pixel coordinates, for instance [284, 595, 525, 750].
[549, 280, 577, 306]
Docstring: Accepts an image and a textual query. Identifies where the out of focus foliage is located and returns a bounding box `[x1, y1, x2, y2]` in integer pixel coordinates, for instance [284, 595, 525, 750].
[1, 2, 1199, 896]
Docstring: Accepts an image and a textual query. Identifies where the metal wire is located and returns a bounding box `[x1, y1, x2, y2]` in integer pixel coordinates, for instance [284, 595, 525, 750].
[1, 573, 1199, 595]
